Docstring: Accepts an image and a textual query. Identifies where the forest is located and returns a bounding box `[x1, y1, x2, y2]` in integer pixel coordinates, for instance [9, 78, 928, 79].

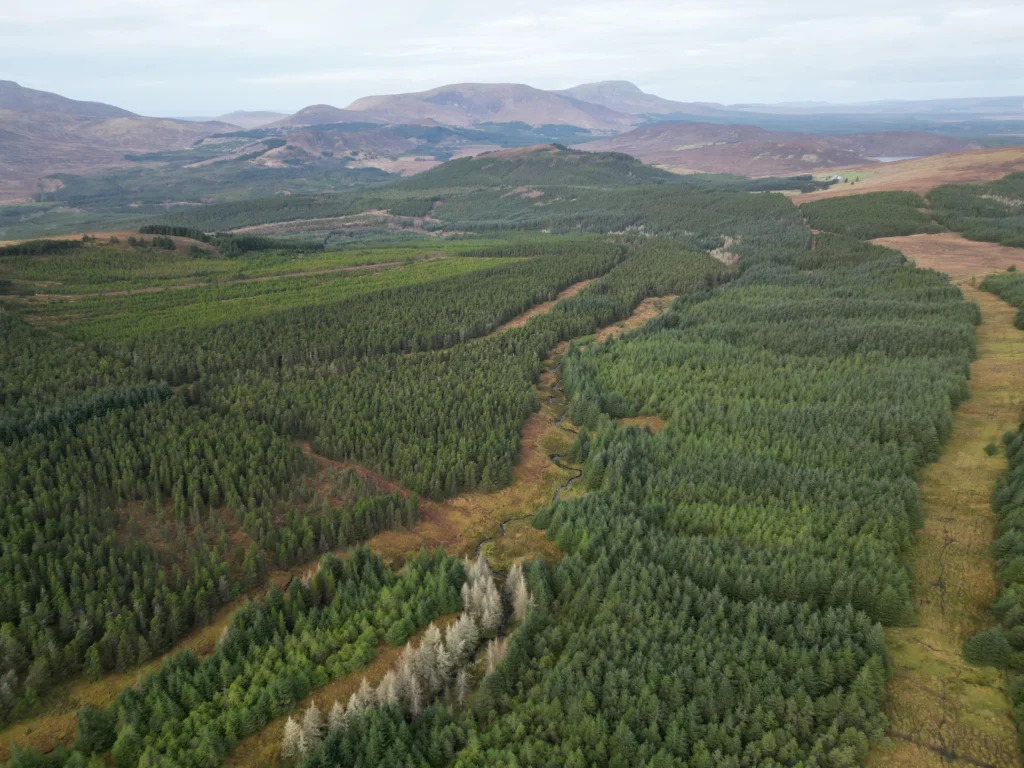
[0, 148, 1012, 768]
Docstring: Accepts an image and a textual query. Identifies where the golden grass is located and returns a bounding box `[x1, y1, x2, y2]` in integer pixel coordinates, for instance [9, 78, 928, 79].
[490, 277, 599, 334]
[867, 283, 1024, 768]
[796, 146, 1024, 200]
[872, 233, 1024, 278]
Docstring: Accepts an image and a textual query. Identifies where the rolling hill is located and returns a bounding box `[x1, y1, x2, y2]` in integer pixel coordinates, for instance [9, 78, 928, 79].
[344, 83, 639, 131]
[555, 80, 727, 117]
[575, 121, 981, 176]
[271, 104, 388, 128]
[394, 144, 678, 190]
[213, 110, 288, 129]
[0, 79, 134, 118]
[0, 81, 237, 202]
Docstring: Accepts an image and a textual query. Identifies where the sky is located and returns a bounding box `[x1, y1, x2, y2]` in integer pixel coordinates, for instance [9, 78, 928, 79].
[2, 0, 1023, 116]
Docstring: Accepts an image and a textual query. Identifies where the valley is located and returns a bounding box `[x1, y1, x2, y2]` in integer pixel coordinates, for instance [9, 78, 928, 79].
[3, 73, 1024, 768]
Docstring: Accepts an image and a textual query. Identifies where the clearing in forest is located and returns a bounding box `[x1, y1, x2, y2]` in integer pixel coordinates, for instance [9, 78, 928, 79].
[867, 281, 1024, 768]
[490, 277, 598, 333]
[872, 232, 1024, 277]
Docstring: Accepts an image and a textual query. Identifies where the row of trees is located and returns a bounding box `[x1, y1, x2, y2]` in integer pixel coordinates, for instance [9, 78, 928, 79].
[801, 191, 943, 239]
[981, 269, 1024, 329]
[4, 550, 463, 768]
[962, 286, 1024, 749]
[928, 172, 1024, 248]
[292, 234, 976, 767]
[284, 555, 524, 763]
[201, 242, 730, 499]
[96, 242, 622, 382]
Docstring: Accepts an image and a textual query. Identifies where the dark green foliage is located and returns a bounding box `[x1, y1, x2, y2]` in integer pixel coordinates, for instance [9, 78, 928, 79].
[0, 239, 84, 257]
[981, 270, 1024, 329]
[139, 225, 210, 242]
[801, 191, 943, 239]
[74, 705, 116, 755]
[963, 629, 1012, 667]
[395, 147, 680, 190]
[305, 235, 975, 768]
[202, 243, 729, 499]
[975, 418, 1024, 744]
[98, 549, 460, 766]
[210, 234, 323, 258]
[928, 172, 1024, 248]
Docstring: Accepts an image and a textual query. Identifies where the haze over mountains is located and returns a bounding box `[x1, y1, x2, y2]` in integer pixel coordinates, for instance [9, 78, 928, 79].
[1, 77, 1022, 202]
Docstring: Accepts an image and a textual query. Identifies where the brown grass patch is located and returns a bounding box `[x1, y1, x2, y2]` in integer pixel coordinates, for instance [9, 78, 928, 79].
[593, 295, 677, 341]
[491, 278, 599, 334]
[617, 415, 667, 433]
[797, 146, 1024, 200]
[867, 283, 1023, 768]
[872, 233, 1024, 278]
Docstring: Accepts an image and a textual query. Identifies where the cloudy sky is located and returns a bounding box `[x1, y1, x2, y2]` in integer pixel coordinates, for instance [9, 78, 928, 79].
[2, 0, 1023, 116]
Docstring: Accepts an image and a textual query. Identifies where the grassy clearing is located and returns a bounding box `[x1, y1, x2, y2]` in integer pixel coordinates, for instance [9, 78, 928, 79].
[867, 283, 1023, 768]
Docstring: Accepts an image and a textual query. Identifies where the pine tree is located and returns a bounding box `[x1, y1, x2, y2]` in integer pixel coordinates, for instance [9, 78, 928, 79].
[327, 700, 346, 732]
[281, 716, 306, 762]
[302, 701, 325, 747]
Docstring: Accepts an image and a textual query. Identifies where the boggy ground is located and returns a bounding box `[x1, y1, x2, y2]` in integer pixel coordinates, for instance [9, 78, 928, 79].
[868, 279, 1024, 768]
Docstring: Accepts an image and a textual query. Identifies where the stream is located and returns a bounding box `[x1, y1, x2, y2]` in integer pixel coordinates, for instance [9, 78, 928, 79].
[473, 360, 582, 557]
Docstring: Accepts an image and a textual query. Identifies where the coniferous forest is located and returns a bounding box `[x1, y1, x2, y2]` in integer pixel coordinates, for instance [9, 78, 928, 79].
[0, 149, 1016, 768]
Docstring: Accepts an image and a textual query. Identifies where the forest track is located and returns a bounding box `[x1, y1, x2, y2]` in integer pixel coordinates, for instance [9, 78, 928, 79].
[868, 281, 1024, 768]
[489, 277, 599, 335]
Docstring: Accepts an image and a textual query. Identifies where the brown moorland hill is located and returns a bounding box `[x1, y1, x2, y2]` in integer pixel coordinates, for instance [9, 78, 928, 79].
[574, 121, 981, 177]
[0, 82, 237, 202]
[574, 121, 867, 176]
[796, 146, 1024, 199]
[345, 83, 639, 131]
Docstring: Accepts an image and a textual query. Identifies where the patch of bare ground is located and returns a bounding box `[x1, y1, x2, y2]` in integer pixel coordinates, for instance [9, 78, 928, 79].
[867, 282, 1023, 768]
[490, 278, 599, 334]
[592, 295, 678, 341]
[872, 233, 1024, 278]
[798, 146, 1024, 200]
[617, 415, 667, 433]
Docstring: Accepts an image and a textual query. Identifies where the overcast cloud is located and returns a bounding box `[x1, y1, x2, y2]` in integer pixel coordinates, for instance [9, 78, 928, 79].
[1, 0, 1022, 116]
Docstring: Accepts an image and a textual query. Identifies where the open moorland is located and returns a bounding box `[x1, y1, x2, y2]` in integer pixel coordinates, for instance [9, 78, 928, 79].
[2, 132, 1024, 768]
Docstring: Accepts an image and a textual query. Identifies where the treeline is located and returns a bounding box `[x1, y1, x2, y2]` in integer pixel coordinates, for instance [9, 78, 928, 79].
[928, 172, 1024, 248]
[5, 549, 463, 768]
[801, 191, 943, 239]
[99, 243, 622, 383]
[0, 239, 84, 257]
[295, 234, 976, 767]
[980, 269, 1024, 329]
[200, 242, 730, 500]
[394, 148, 678, 190]
[962, 421, 1024, 751]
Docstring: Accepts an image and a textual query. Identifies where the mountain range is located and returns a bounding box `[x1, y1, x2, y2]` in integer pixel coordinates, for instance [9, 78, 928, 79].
[1, 78, 1022, 202]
